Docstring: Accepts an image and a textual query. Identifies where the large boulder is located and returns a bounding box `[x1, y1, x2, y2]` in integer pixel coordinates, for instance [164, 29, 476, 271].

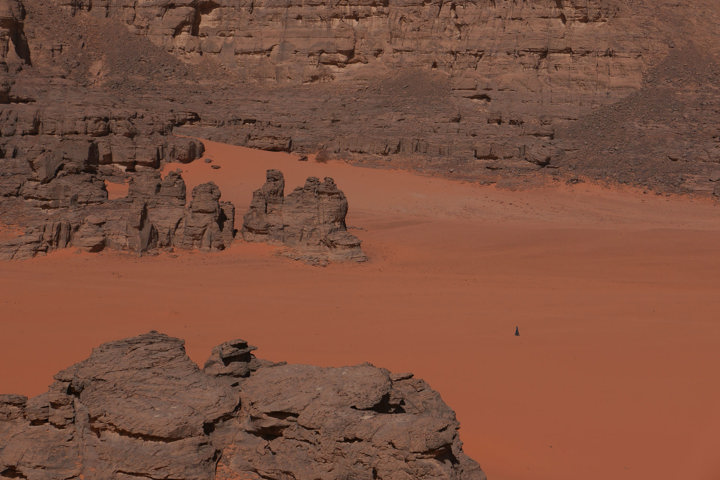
[0, 332, 239, 480]
[0, 332, 486, 480]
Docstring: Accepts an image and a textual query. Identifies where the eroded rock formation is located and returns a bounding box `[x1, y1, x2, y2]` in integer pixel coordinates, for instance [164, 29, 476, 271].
[0, 166, 235, 259]
[0, 0, 239, 261]
[0, 332, 486, 480]
[0, 0, 237, 259]
[243, 169, 366, 265]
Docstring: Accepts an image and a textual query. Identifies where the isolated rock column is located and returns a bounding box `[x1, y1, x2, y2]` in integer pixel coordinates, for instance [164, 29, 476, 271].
[242, 169, 366, 264]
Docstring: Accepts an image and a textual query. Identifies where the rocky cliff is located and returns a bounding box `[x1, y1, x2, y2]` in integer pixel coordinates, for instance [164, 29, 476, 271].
[61, 0, 645, 94]
[0, 332, 485, 480]
[53, 0, 720, 193]
[0, 0, 241, 259]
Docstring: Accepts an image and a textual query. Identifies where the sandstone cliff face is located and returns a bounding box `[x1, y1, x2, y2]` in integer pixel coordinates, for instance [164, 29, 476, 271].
[0, 0, 242, 259]
[0, 0, 29, 102]
[50, 0, 720, 193]
[0, 332, 485, 480]
[0, 0, 239, 260]
[242, 169, 366, 265]
[62, 0, 645, 96]
[56, 0, 665, 174]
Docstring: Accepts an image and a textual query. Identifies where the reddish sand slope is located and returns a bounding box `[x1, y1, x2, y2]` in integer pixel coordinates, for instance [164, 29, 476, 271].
[2, 141, 720, 480]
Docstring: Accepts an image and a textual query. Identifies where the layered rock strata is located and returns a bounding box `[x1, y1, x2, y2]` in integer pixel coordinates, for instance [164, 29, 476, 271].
[51, 0, 720, 194]
[0, 0, 29, 102]
[242, 169, 366, 265]
[0, 332, 486, 480]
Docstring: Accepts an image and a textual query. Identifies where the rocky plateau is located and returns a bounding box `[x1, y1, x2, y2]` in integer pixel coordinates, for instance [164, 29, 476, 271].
[0, 332, 485, 480]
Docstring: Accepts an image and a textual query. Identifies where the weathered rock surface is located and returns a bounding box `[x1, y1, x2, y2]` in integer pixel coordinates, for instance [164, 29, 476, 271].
[0, 0, 237, 259]
[0, 332, 486, 480]
[40, 0, 720, 195]
[0, 0, 29, 103]
[0, 165, 234, 259]
[243, 169, 366, 265]
[0, 7, 237, 262]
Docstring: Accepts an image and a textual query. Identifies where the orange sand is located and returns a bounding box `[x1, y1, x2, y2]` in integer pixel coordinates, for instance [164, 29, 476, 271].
[104, 178, 130, 200]
[2, 141, 720, 480]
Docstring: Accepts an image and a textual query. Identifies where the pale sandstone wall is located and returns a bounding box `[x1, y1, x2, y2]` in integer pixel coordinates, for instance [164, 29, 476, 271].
[60, 0, 657, 104]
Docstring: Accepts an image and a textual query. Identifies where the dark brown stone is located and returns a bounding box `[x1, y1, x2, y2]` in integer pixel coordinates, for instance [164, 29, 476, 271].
[0, 332, 486, 480]
[242, 169, 366, 264]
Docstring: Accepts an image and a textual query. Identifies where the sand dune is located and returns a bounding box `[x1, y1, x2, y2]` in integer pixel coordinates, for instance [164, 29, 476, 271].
[1, 141, 719, 480]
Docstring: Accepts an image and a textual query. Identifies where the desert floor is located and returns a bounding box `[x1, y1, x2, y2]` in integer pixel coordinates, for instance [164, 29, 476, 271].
[2, 141, 720, 480]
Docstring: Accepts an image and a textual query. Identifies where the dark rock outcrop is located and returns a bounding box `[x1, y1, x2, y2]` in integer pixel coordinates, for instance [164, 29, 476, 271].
[0, 64, 231, 259]
[0, 332, 486, 480]
[243, 169, 366, 265]
[0, 0, 223, 259]
[175, 182, 235, 251]
[0, 0, 29, 102]
[0, 168, 234, 259]
[203, 339, 273, 383]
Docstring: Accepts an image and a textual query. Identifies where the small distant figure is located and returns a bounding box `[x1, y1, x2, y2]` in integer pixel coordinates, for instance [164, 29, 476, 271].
[514, 326, 520, 336]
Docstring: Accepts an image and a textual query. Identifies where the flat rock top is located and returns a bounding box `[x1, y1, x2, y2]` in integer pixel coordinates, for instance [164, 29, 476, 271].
[241, 363, 392, 413]
[55, 332, 239, 439]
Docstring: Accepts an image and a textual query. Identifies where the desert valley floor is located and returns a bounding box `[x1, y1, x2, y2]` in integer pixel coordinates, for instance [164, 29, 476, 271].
[1, 141, 719, 480]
